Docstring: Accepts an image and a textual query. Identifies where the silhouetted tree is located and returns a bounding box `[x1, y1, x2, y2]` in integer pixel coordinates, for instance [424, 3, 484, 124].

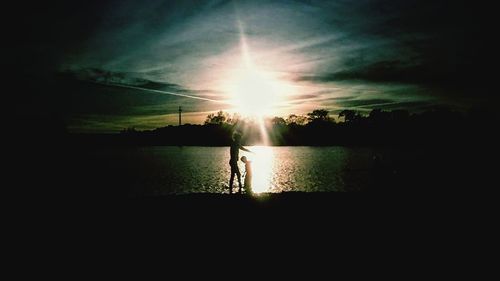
[228, 113, 242, 125]
[307, 109, 330, 122]
[369, 109, 390, 123]
[271, 117, 286, 126]
[120, 127, 138, 134]
[96, 108, 479, 146]
[286, 114, 307, 125]
[339, 110, 361, 122]
[204, 110, 230, 125]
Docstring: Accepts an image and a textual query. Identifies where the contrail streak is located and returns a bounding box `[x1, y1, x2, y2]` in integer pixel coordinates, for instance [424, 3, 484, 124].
[95, 81, 230, 104]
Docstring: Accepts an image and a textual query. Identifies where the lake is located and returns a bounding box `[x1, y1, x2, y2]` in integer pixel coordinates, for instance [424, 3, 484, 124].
[78, 146, 413, 196]
[61, 144, 489, 196]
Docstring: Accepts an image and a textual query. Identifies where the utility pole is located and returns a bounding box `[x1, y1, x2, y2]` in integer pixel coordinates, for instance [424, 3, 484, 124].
[178, 106, 182, 126]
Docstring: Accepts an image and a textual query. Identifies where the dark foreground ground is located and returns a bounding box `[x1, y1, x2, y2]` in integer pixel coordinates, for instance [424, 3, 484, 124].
[19, 191, 492, 243]
[136, 192, 359, 213]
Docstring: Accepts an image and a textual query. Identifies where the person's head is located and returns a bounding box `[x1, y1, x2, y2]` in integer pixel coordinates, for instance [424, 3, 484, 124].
[240, 156, 247, 163]
[233, 132, 242, 142]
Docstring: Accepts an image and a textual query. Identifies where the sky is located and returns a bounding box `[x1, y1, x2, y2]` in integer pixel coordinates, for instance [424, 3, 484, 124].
[8, 0, 495, 132]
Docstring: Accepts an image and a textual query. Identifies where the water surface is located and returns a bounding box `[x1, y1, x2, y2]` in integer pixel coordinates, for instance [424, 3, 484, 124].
[84, 146, 385, 196]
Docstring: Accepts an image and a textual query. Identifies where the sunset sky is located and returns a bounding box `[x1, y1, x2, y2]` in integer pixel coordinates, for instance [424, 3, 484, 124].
[9, 0, 494, 132]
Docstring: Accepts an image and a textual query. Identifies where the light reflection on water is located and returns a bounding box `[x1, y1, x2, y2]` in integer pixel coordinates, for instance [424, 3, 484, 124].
[88, 146, 378, 196]
[243, 146, 274, 194]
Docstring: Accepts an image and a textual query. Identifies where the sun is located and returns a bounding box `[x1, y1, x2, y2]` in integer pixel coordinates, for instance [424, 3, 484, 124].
[224, 66, 289, 117]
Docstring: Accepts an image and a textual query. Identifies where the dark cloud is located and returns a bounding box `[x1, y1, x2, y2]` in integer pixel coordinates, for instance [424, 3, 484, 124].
[336, 98, 394, 108]
[295, 60, 452, 86]
[70, 68, 188, 92]
[293, 0, 494, 94]
[372, 100, 434, 111]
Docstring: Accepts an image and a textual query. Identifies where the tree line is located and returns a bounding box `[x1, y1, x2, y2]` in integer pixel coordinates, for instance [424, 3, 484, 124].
[109, 107, 493, 146]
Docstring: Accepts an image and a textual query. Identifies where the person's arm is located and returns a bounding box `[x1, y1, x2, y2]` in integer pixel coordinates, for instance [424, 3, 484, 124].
[240, 145, 253, 153]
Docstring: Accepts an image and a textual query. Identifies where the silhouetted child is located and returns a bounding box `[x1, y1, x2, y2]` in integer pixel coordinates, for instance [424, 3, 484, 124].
[240, 156, 252, 194]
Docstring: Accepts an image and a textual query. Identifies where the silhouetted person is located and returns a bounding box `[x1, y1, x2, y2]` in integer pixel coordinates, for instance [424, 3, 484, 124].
[241, 156, 252, 194]
[229, 132, 251, 194]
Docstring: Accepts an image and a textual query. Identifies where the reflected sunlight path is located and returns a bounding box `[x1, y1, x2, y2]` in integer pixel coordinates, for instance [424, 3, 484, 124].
[243, 146, 274, 194]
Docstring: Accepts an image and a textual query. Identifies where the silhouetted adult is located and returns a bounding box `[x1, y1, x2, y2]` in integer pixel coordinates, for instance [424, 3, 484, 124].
[229, 132, 252, 194]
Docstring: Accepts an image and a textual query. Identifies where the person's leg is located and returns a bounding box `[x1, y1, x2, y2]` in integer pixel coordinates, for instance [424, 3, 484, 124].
[245, 176, 252, 194]
[236, 170, 243, 194]
[229, 172, 234, 194]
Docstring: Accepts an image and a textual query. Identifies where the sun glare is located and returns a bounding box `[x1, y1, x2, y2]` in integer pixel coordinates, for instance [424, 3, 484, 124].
[225, 66, 290, 117]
